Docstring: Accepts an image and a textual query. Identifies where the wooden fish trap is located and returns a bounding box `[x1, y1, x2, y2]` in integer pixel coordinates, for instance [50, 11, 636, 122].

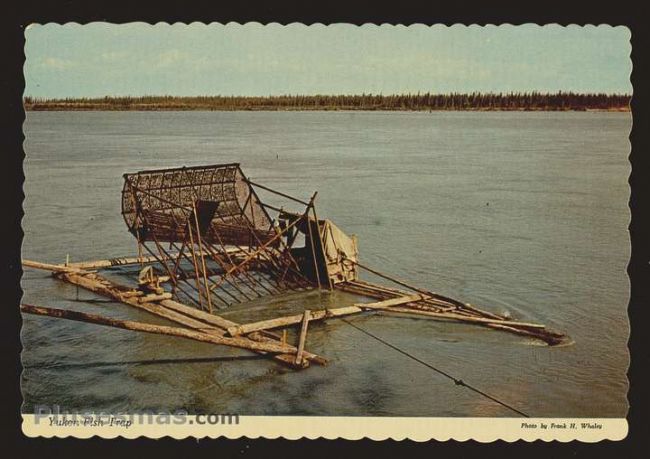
[22, 163, 569, 370]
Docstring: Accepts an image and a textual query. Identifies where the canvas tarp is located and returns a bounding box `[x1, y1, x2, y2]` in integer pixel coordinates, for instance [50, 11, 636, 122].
[320, 220, 358, 284]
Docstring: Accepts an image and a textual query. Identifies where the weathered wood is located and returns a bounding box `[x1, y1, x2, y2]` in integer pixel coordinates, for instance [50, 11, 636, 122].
[66, 254, 162, 270]
[310, 204, 333, 290]
[348, 260, 507, 319]
[356, 294, 429, 310]
[295, 310, 311, 365]
[304, 195, 323, 290]
[483, 322, 567, 346]
[159, 299, 238, 329]
[24, 258, 328, 366]
[22, 259, 86, 274]
[381, 306, 546, 328]
[208, 213, 307, 293]
[21, 303, 299, 354]
[54, 270, 325, 367]
[227, 305, 359, 336]
[226, 297, 415, 337]
[246, 178, 311, 207]
[336, 280, 454, 313]
[139, 293, 173, 302]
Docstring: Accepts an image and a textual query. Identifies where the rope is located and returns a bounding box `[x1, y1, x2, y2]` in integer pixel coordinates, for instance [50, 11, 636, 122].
[340, 318, 530, 418]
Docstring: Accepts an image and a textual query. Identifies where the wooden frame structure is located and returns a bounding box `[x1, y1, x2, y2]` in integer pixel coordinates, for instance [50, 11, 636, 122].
[22, 163, 569, 371]
[120, 164, 328, 312]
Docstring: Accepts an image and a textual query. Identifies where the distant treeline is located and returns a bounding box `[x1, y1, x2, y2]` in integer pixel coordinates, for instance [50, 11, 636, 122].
[24, 92, 631, 112]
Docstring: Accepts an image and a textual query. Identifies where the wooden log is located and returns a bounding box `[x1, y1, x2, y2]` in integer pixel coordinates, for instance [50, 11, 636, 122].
[483, 322, 567, 346]
[380, 306, 546, 328]
[226, 296, 418, 337]
[20, 303, 299, 354]
[166, 297, 325, 366]
[159, 299, 238, 329]
[67, 254, 162, 270]
[22, 259, 86, 274]
[295, 310, 311, 365]
[227, 305, 362, 337]
[53, 269, 326, 367]
[350, 279, 502, 317]
[139, 293, 173, 302]
[336, 281, 456, 314]
[356, 294, 429, 310]
[304, 196, 323, 290]
[348, 260, 506, 320]
[28, 248, 243, 272]
[310, 204, 333, 290]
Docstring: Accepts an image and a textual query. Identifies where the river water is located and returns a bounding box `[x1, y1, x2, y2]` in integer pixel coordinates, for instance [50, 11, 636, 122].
[21, 110, 630, 417]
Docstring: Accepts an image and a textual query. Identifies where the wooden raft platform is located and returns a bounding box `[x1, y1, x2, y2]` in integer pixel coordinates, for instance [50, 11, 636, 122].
[22, 259, 326, 369]
[20, 163, 569, 371]
[22, 253, 568, 371]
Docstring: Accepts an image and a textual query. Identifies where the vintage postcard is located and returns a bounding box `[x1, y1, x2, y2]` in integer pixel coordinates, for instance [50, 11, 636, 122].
[20, 23, 631, 441]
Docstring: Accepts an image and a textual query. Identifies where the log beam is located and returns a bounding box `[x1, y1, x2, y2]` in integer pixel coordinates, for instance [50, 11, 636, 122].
[295, 310, 311, 366]
[380, 306, 546, 328]
[21, 303, 297, 354]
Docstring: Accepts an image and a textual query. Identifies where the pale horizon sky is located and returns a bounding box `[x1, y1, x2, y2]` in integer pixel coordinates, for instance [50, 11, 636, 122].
[24, 23, 632, 98]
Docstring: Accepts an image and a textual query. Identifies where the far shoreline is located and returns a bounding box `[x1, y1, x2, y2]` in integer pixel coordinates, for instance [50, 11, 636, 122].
[24, 105, 630, 113]
[23, 92, 631, 113]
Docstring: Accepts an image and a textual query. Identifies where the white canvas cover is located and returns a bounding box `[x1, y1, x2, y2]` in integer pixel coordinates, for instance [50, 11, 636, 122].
[320, 220, 358, 284]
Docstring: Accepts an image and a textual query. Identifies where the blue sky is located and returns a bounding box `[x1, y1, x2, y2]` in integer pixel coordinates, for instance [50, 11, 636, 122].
[24, 23, 632, 98]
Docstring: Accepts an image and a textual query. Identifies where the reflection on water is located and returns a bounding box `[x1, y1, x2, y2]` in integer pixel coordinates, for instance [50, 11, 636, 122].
[21, 111, 630, 416]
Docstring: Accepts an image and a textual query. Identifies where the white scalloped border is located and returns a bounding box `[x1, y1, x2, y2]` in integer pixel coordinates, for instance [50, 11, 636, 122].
[22, 415, 628, 442]
[20, 22, 633, 443]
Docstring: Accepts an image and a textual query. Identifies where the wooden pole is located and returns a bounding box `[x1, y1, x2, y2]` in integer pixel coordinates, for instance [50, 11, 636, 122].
[192, 202, 214, 313]
[186, 222, 207, 311]
[337, 280, 457, 312]
[226, 294, 424, 337]
[304, 195, 322, 290]
[295, 310, 311, 365]
[380, 307, 546, 328]
[310, 203, 333, 290]
[35, 264, 327, 367]
[22, 259, 86, 274]
[208, 212, 308, 293]
[21, 303, 301, 354]
[227, 306, 361, 337]
[245, 179, 311, 206]
[348, 258, 506, 320]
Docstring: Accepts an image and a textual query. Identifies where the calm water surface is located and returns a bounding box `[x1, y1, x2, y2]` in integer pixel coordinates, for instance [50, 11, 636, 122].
[21, 111, 630, 417]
